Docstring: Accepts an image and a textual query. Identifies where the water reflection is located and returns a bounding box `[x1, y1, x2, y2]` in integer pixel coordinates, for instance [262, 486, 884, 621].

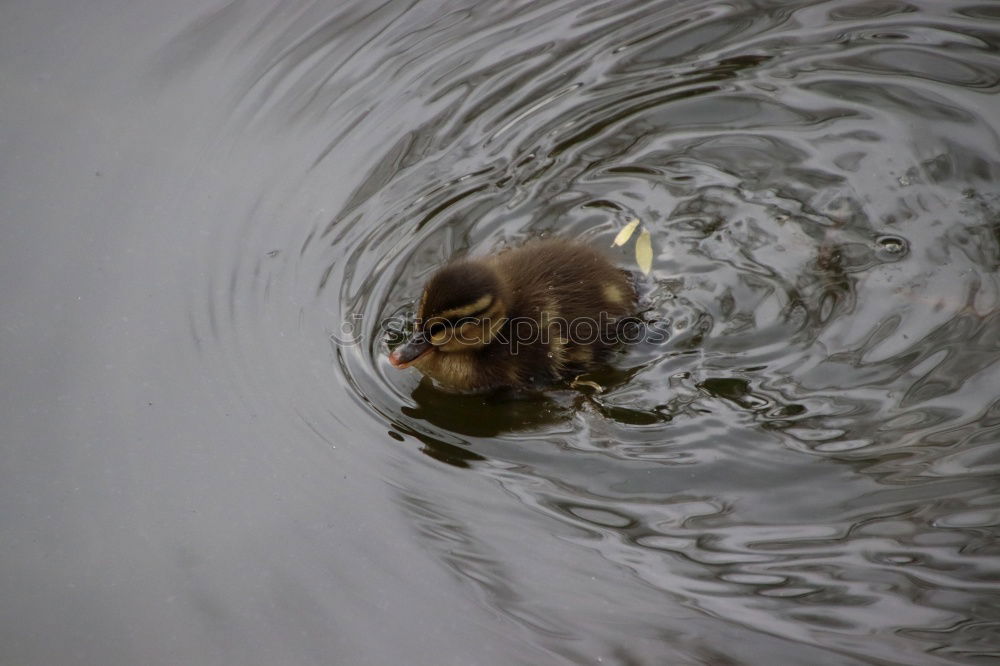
[345, 0, 999, 656]
[401, 379, 571, 438]
[149, 0, 1000, 662]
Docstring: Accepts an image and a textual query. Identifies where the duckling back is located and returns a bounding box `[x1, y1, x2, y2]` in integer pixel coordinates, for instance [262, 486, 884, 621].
[491, 239, 637, 385]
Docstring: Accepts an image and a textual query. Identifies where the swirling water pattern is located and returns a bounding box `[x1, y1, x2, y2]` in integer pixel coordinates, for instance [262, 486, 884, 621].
[3, 0, 1000, 664]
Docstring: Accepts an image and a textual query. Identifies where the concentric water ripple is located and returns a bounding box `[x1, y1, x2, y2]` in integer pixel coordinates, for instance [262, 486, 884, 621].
[170, 0, 1000, 662]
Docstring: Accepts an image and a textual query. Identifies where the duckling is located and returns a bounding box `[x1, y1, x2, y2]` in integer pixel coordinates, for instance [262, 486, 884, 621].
[388, 238, 638, 392]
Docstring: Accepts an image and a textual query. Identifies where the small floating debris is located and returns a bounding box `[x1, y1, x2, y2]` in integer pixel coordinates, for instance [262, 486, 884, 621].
[612, 217, 654, 275]
[635, 228, 652, 275]
[877, 235, 907, 254]
[875, 234, 909, 261]
[612, 218, 640, 246]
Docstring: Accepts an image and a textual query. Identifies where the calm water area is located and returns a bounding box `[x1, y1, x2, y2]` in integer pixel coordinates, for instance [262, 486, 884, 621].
[2, 1, 1000, 664]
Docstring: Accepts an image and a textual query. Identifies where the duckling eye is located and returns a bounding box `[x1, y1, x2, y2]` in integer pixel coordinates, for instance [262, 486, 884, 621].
[426, 322, 447, 339]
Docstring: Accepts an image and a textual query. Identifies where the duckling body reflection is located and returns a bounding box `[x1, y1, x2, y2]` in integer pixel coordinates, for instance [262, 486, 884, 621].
[389, 239, 638, 392]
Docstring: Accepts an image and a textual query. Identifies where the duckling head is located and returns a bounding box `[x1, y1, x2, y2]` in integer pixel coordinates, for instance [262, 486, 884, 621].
[388, 259, 509, 370]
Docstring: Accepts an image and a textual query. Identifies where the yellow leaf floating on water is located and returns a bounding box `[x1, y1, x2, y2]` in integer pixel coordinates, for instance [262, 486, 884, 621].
[635, 228, 653, 275]
[612, 218, 640, 246]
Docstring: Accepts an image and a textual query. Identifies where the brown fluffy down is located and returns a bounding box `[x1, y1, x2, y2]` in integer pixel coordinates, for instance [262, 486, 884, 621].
[393, 239, 638, 392]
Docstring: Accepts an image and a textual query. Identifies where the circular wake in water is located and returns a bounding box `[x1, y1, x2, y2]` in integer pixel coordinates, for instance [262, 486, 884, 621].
[171, 0, 1000, 661]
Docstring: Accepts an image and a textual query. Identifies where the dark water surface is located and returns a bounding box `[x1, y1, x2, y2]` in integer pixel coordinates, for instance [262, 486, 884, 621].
[3, 0, 1000, 664]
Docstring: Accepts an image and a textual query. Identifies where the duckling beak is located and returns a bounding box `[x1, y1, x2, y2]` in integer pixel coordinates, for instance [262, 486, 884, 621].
[388, 332, 433, 369]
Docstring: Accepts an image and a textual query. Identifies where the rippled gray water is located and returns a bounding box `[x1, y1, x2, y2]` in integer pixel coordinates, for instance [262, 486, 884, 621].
[3, 0, 1000, 664]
